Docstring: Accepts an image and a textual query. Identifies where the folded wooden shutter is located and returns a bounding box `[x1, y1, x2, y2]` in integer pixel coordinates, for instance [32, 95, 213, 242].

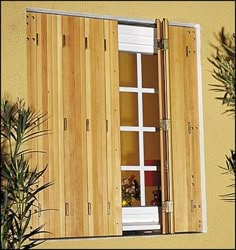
[27, 12, 66, 238]
[27, 12, 121, 238]
[156, 19, 202, 234]
[156, 18, 174, 234]
[168, 25, 202, 233]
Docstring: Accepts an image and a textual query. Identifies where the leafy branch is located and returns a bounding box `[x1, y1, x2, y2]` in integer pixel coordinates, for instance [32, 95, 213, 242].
[208, 28, 235, 202]
[1, 98, 53, 249]
[208, 27, 235, 116]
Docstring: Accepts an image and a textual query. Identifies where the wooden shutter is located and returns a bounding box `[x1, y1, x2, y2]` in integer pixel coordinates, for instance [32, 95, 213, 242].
[156, 18, 173, 234]
[104, 20, 122, 235]
[27, 11, 122, 238]
[168, 25, 202, 232]
[85, 18, 122, 237]
[85, 18, 108, 236]
[27, 12, 65, 238]
[156, 19, 202, 234]
[26, 11, 39, 235]
[62, 15, 89, 237]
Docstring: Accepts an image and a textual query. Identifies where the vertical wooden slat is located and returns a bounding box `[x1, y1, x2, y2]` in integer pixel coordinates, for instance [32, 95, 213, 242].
[104, 20, 122, 236]
[35, 13, 48, 239]
[26, 11, 39, 234]
[185, 28, 202, 231]
[85, 18, 108, 236]
[156, 18, 173, 234]
[161, 19, 175, 234]
[45, 14, 65, 237]
[169, 25, 202, 232]
[62, 15, 89, 237]
[156, 18, 167, 234]
[169, 26, 189, 232]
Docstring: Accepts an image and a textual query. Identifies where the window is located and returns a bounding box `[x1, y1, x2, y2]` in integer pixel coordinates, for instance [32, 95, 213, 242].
[26, 8, 207, 238]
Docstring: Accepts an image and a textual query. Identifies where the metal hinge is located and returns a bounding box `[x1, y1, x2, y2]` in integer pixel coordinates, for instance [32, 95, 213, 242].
[162, 200, 174, 213]
[160, 119, 170, 131]
[156, 38, 169, 50]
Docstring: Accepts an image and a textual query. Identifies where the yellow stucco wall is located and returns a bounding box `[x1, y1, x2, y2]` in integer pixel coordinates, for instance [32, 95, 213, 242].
[1, 1, 235, 249]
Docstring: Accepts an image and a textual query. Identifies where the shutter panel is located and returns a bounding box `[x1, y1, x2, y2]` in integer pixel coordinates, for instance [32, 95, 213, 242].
[62, 15, 89, 237]
[35, 13, 50, 238]
[156, 18, 174, 234]
[26, 11, 39, 234]
[27, 12, 66, 238]
[104, 20, 122, 235]
[27, 12, 122, 238]
[85, 18, 108, 236]
[41, 13, 65, 237]
[168, 25, 202, 232]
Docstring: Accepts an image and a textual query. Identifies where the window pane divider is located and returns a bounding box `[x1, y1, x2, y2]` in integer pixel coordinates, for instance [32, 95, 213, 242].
[121, 166, 157, 171]
[120, 126, 156, 132]
[119, 86, 157, 93]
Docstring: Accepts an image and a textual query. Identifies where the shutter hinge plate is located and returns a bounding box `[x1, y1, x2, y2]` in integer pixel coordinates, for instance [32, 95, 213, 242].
[156, 38, 169, 50]
[160, 119, 170, 131]
[162, 200, 174, 213]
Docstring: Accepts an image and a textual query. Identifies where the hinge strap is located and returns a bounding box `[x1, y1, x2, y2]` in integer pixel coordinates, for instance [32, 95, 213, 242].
[160, 119, 170, 131]
[162, 200, 174, 213]
[156, 38, 169, 50]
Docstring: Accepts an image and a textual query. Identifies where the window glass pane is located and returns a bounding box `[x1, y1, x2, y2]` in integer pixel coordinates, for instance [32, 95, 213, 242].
[121, 131, 139, 166]
[120, 92, 138, 126]
[121, 171, 141, 207]
[119, 52, 137, 87]
[144, 132, 160, 163]
[143, 93, 160, 127]
[144, 170, 161, 206]
[141, 54, 158, 89]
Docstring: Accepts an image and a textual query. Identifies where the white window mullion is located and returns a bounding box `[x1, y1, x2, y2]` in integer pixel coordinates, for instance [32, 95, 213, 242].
[120, 126, 156, 132]
[137, 53, 146, 206]
[119, 86, 156, 94]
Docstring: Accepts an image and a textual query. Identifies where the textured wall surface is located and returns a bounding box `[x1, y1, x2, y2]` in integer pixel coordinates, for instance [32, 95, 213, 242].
[1, 1, 235, 249]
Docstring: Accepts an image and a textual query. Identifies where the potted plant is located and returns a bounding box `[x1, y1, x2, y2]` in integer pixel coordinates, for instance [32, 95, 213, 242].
[1, 98, 53, 249]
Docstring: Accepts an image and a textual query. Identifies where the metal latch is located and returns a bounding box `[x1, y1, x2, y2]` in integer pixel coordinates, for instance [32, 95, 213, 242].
[160, 119, 170, 131]
[162, 200, 174, 213]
